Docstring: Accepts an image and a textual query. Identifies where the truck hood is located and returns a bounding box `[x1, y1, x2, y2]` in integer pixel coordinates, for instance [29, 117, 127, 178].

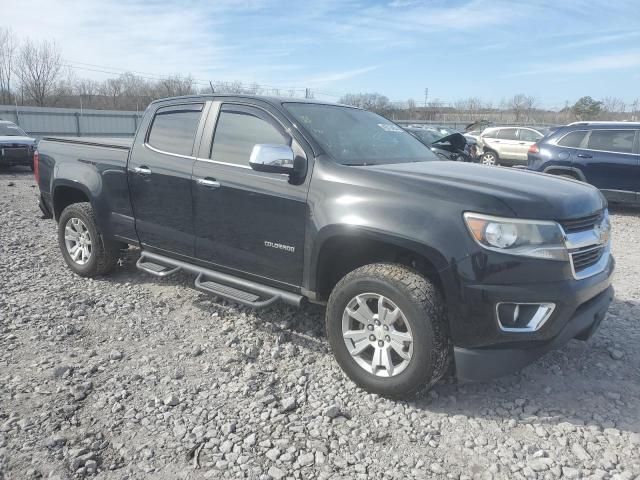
[0, 136, 36, 146]
[368, 161, 605, 220]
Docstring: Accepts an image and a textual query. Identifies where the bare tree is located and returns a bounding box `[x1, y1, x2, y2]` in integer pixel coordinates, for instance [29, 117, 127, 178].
[0, 28, 18, 104]
[602, 96, 626, 119]
[15, 39, 62, 106]
[507, 94, 537, 122]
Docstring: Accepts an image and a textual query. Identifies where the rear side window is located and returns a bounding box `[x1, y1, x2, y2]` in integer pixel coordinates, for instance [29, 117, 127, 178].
[211, 106, 287, 166]
[587, 130, 635, 154]
[147, 104, 203, 156]
[557, 130, 588, 148]
[519, 129, 542, 142]
[497, 128, 518, 140]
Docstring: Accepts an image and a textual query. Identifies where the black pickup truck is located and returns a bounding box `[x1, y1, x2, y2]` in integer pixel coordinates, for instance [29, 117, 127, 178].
[35, 95, 615, 398]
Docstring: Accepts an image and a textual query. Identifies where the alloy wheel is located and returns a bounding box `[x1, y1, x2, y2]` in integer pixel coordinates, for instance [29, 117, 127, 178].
[341, 293, 414, 377]
[64, 217, 92, 265]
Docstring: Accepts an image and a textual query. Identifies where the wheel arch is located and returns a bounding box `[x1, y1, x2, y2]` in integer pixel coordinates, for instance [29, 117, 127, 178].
[542, 166, 586, 182]
[309, 226, 448, 302]
[52, 181, 93, 221]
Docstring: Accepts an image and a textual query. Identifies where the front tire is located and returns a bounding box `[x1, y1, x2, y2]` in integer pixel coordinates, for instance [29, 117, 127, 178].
[481, 150, 499, 166]
[58, 202, 119, 277]
[326, 263, 450, 399]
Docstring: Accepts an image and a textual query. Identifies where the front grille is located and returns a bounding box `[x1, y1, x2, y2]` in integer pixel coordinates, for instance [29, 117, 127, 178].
[559, 212, 603, 233]
[570, 245, 605, 273]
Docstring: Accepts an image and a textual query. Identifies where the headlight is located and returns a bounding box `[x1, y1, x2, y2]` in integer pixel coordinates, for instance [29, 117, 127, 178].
[463, 212, 568, 261]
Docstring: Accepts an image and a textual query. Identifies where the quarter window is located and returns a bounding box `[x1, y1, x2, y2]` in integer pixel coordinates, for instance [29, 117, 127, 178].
[497, 128, 518, 140]
[519, 129, 542, 142]
[147, 104, 203, 156]
[587, 130, 635, 154]
[211, 107, 287, 166]
[557, 130, 588, 148]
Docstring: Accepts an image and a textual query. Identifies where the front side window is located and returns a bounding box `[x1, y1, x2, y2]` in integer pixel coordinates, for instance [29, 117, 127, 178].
[284, 103, 436, 165]
[519, 129, 542, 142]
[557, 130, 588, 148]
[147, 104, 203, 156]
[211, 106, 287, 166]
[498, 128, 518, 140]
[587, 130, 635, 154]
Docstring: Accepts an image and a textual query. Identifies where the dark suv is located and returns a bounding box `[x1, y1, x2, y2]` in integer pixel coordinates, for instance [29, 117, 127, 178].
[528, 122, 640, 205]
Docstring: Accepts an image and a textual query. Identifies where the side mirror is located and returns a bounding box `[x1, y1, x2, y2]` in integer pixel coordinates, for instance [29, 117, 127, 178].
[249, 144, 295, 174]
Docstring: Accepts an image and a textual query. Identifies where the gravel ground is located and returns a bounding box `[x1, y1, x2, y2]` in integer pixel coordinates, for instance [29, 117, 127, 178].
[1, 166, 639, 480]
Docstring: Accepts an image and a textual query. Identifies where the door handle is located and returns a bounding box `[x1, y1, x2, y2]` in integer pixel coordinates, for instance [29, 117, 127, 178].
[577, 153, 592, 159]
[133, 166, 152, 175]
[196, 177, 221, 188]
[519, 142, 526, 144]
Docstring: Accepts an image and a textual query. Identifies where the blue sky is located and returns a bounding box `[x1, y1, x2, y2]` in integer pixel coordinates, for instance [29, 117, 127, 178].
[4, 0, 640, 108]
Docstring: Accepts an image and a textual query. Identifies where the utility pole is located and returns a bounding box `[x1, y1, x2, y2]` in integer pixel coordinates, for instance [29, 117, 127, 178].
[305, 88, 310, 99]
[209, 81, 215, 93]
[424, 88, 429, 121]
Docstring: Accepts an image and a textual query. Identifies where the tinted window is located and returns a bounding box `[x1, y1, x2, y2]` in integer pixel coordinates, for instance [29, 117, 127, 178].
[519, 129, 542, 142]
[284, 103, 436, 165]
[498, 128, 518, 140]
[211, 108, 287, 166]
[558, 130, 588, 148]
[587, 130, 635, 154]
[147, 104, 203, 156]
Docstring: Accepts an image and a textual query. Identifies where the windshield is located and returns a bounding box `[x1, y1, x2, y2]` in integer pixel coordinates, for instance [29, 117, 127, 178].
[0, 124, 27, 136]
[284, 103, 437, 165]
[407, 129, 443, 145]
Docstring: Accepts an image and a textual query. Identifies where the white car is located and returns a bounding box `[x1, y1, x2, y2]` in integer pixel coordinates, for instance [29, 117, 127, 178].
[479, 126, 549, 166]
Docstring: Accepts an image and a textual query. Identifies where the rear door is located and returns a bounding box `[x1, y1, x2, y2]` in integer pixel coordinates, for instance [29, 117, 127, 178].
[516, 128, 543, 162]
[573, 128, 639, 200]
[191, 102, 310, 288]
[128, 102, 206, 257]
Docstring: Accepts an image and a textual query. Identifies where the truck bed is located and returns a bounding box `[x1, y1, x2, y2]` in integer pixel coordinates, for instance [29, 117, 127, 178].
[37, 135, 138, 244]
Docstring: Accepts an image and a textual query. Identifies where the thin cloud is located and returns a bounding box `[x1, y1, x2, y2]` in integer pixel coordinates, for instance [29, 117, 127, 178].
[509, 51, 640, 76]
[302, 66, 381, 86]
[558, 30, 640, 49]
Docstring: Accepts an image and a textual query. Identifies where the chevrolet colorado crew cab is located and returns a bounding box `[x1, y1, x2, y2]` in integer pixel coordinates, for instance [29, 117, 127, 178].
[35, 95, 615, 398]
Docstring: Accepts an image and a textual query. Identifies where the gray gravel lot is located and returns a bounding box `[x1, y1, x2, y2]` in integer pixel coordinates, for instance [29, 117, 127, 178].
[1, 166, 639, 480]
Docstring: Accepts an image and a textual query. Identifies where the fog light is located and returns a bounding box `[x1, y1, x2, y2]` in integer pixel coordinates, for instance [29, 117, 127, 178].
[496, 303, 555, 332]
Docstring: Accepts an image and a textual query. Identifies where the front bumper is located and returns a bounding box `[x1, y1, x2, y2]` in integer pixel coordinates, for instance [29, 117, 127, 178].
[454, 285, 614, 381]
[0, 148, 32, 166]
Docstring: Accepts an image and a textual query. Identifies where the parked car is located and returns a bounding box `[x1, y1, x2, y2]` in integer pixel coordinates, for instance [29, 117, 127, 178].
[35, 95, 614, 398]
[0, 120, 37, 170]
[404, 126, 477, 161]
[480, 126, 549, 166]
[528, 121, 640, 205]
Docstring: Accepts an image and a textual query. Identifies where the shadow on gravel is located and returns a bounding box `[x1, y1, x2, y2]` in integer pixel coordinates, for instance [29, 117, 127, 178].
[100, 241, 640, 435]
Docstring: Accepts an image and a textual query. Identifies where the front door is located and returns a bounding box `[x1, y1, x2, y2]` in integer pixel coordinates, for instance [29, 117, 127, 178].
[192, 103, 309, 287]
[128, 103, 204, 257]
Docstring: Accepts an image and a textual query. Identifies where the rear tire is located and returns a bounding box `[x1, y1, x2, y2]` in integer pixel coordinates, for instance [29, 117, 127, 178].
[58, 202, 119, 277]
[325, 263, 450, 399]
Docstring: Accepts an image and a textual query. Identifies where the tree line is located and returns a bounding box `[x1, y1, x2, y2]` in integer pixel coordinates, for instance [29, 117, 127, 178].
[2, 27, 638, 123]
[0, 28, 304, 111]
[338, 93, 640, 124]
